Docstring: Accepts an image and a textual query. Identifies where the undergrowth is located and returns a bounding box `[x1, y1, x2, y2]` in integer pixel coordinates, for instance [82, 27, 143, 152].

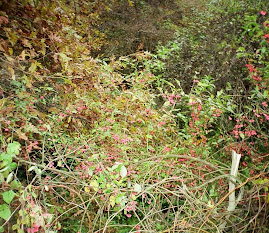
[0, 0, 269, 232]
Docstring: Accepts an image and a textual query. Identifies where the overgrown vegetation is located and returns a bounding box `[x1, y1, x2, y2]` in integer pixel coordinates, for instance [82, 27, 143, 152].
[0, 0, 269, 232]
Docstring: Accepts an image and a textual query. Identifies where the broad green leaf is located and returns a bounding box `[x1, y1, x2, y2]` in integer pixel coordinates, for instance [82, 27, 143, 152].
[10, 163, 17, 170]
[2, 190, 16, 204]
[120, 165, 127, 178]
[0, 204, 11, 220]
[7, 142, 20, 155]
[115, 193, 126, 205]
[261, 47, 266, 54]
[11, 180, 21, 190]
[97, 174, 105, 183]
[134, 183, 142, 193]
[0, 153, 12, 162]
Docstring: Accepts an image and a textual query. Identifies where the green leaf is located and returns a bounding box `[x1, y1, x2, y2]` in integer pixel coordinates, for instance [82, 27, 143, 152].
[6, 142, 21, 156]
[11, 180, 21, 190]
[0, 204, 11, 220]
[115, 193, 126, 205]
[2, 190, 16, 204]
[0, 153, 12, 162]
[10, 162, 17, 170]
[120, 165, 127, 178]
[97, 173, 105, 183]
[261, 47, 266, 54]
[134, 183, 142, 193]
[209, 189, 215, 196]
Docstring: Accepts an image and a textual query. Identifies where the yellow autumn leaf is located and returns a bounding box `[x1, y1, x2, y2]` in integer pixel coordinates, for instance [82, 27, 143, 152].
[89, 180, 99, 192]
[67, 116, 72, 123]
[29, 61, 37, 73]
[7, 66, 15, 80]
[109, 195, 115, 207]
[127, 0, 134, 7]
[8, 48, 13, 55]
[0, 98, 6, 109]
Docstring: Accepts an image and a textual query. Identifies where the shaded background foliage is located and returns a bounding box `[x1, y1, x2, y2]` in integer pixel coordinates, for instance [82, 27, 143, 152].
[96, 0, 183, 56]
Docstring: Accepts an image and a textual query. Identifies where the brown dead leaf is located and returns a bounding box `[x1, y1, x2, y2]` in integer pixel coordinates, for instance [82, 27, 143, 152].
[48, 107, 60, 114]
[21, 38, 32, 48]
[0, 16, 8, 26]
[19, 50, 27, 60]
[16, 129, 28, 141]
[49, 33, 63, 43]
[74, 210, 83, 217]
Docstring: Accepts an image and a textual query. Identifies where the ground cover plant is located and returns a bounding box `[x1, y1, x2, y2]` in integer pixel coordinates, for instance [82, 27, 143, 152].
[0, 0, 269, 232]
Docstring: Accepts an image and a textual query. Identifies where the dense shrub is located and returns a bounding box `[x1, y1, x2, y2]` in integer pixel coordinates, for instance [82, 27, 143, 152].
[153, 0, 269, 94]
